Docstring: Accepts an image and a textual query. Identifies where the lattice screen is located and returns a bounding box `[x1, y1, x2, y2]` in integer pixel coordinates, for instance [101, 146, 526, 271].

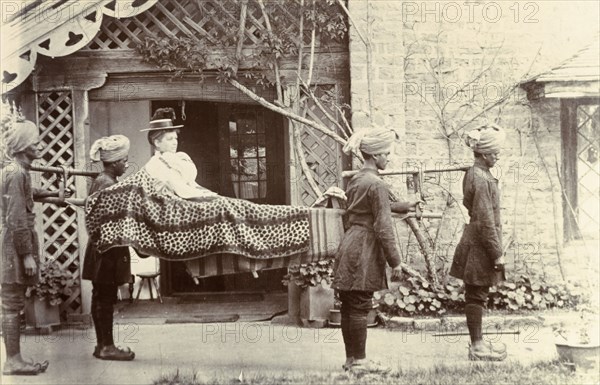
[83, 0, 311, 50]
[36, 91, 82, 316]
[576, 104, 600, 239]
[299, 85, 348, 206]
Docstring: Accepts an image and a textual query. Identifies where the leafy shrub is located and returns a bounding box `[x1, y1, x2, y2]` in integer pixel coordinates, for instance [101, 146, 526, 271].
[375, 274, 585, 317]
[375, 276, 463, 316]
[282, 259, 334, 289]
[26, 260, 77, 306]
[488, 275, 584, 311]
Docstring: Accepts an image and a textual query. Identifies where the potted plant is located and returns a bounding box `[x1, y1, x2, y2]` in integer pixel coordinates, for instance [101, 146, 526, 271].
[25, 259, 76, 329]
[328, 291, 342, 326]
[366, 297, 380, 327]
[283, 259, 335, 327]
[554, 308, 600, 371]
[327, 292, 379, 327]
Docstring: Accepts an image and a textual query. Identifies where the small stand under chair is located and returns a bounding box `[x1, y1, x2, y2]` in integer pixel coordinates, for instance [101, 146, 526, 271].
[134, 272, 163, 303]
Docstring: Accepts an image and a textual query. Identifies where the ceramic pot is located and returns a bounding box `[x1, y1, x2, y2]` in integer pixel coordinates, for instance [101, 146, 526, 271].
[300, 284, 334, 322]
[555, 342, 600, 371]
[25, 297, 61, 329]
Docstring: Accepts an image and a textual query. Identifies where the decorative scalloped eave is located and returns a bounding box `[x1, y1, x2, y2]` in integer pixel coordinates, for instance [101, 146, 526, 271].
[1, 0, 158, 93]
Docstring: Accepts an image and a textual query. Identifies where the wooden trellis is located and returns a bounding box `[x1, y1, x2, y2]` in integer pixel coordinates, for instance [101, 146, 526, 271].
[82, 0, 349, 207]
[36, 91, 82, 316]
[576, 103, 600, 239]
[299, 84, 348, 206]
[84, 0, 312, 50]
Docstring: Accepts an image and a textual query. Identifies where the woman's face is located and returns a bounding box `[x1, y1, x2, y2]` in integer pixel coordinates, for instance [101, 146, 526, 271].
[154, 131, 178, 153]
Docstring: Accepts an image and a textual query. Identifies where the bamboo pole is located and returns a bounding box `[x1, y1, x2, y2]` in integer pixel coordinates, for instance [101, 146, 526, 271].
[342, 165, 469, 178]
[34, 197, 86, 207]
[30, 164, 98, 177]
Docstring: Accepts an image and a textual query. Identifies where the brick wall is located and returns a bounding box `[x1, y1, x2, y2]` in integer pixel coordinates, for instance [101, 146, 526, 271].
[347, 0, 599, 283]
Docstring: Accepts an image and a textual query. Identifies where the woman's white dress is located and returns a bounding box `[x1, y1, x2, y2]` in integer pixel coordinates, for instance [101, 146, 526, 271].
[143, 152, 218, 200]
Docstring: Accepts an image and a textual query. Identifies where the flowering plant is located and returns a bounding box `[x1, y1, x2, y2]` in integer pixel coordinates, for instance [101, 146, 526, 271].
[26, 260, 76, 306]
[282, 259, 334, 289]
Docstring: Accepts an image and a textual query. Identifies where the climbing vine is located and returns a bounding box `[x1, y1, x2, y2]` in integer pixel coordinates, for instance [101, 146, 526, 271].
[137, 36, 209, 79]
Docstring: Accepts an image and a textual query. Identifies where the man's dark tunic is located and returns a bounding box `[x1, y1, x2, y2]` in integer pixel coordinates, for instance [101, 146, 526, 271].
[450, 164, 504, 286]
[334, 168, 401, 292]
[82, 172, 130, 284]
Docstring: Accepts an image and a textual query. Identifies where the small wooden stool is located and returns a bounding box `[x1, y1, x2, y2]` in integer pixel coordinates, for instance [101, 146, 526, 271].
[134, 272, 163, 303]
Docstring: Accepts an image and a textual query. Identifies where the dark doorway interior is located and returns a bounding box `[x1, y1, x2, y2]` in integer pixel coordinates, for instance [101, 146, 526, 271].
[152, 100, 287, 294]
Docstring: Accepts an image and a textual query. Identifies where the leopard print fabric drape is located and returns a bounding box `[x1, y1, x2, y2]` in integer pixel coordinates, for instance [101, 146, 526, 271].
[85, 170, 310, 261]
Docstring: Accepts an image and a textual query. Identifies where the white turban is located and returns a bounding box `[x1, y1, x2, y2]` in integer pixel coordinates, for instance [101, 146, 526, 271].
[465, 124, 506, 154]
[343, 127, 398, 155]
[4, 120, 39, 157]
[90, 135, 130, 163]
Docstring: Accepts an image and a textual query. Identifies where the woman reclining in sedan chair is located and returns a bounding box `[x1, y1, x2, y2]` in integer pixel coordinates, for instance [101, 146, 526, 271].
[85, 108, 419, 279]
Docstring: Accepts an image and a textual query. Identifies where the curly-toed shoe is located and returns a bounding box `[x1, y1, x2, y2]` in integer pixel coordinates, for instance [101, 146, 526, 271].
[468, 344, 507, 361]
[469, 341, 507, 355]
[98, 345, 135, 361]
[2, 360, 41, 376]
[489, 341, 507, 354]
[349, 359, 392, 375]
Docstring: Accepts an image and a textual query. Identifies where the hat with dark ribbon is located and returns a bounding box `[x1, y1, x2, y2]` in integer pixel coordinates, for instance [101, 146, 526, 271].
[141, 107, 183, 132]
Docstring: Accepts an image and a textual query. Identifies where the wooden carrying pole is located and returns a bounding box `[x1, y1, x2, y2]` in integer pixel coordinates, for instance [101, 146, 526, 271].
[341, 165, 469, 290]
[29, 164, 97, 207]
[341, 165, 470, 179]
[30, 164, 99, 177]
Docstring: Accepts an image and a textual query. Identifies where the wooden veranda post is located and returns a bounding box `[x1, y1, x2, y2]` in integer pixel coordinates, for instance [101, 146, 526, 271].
[72, 89, 92, 314]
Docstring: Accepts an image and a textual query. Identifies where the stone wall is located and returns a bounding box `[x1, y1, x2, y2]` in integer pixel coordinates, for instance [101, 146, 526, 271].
[347, 0, 599, 283]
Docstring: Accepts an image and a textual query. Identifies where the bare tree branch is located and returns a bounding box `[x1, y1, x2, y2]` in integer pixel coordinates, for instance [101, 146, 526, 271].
[235, 0, 248, 70]
[292, 120, 322, 197]
[531, 129, 567, 281]
[298, 76, 349, 139]
[295, 0, 305, 105]
[338, 0, 374, 120]
[228, 78, 347, 147]
[333, 104, 354, 138]
[290, 0, 321, 198]
[306, 0, 316, 86]
[257, 0, 283, 103]
[336, 0, 367, 45]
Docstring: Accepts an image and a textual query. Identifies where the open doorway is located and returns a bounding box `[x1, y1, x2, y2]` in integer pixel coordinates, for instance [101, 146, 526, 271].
[152, 101, 288, 294]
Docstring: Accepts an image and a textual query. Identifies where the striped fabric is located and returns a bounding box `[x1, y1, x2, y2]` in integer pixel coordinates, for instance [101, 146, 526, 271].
[184, 208, 345, 278]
